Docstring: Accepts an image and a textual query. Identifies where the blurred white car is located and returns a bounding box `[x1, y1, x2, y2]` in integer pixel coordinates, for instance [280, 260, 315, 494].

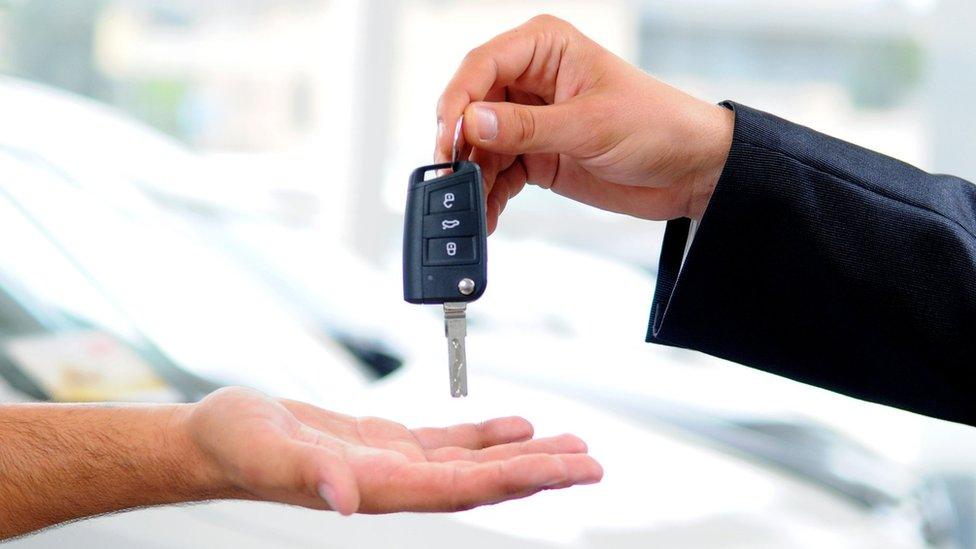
[0, 76, 968, 548]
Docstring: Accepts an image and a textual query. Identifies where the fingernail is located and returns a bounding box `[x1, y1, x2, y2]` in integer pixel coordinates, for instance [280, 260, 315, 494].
[473, 104, 498, 141]
[318, 482, 341, 513]
[437, 119, 445, 140]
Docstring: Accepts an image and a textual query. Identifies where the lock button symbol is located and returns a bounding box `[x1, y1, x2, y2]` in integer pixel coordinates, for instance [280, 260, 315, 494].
[426, 237, 476, 265]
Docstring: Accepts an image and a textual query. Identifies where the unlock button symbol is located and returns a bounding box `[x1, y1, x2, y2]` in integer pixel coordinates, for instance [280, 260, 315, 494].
[431, 186, 468, 214]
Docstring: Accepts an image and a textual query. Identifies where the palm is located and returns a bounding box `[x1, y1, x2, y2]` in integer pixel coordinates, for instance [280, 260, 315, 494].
[189, 388, 602, 515]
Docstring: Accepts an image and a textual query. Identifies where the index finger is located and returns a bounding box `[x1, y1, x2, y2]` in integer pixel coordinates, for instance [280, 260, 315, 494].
[435, 15, 573, 162]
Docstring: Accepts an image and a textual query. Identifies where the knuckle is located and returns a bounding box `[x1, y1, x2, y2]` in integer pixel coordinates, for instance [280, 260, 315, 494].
[461, 45, 485, 66]
[513, 107, 537, 146]
[528, 14, 577, 36]
[447, 468, 466, 512]
[471, 421, 490, 444]
[529, 13, 564, 28]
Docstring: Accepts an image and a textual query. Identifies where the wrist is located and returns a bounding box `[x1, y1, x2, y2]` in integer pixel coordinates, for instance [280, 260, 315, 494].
[685, 103, 734, 220]
[166, 403, 239, 501]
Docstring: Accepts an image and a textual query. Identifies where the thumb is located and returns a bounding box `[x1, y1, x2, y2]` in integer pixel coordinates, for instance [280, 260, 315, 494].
[463, 101, 584, 155]
[293, 443, 361, 515]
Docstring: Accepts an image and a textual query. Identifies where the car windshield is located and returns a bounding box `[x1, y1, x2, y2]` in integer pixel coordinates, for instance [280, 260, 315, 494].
[0, 147, 369, 402]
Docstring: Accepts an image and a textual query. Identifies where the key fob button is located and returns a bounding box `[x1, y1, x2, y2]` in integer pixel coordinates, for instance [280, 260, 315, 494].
[428, 183, 471, 213]
[423, 211, 478, 238]
[426, 237, 477, 265]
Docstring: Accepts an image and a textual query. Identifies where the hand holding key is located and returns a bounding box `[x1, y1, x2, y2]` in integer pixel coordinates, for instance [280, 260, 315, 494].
[434, 14, 735, 231]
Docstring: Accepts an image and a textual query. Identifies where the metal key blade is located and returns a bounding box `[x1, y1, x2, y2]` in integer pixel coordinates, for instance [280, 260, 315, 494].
[443, 302, 468, 397]
[450, 116, 464, 166]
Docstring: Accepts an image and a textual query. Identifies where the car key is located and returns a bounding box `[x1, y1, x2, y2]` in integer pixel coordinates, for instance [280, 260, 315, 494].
[403, 121, 487, 397]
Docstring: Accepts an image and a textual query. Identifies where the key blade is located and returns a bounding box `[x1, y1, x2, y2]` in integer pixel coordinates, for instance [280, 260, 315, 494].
[448, 337, 467, 397]
[443, 302, 468, 397]
[451, 116, 464, 167]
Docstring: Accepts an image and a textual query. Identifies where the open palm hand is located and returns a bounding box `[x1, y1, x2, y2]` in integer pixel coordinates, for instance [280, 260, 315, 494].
[186, 387, 602, 515]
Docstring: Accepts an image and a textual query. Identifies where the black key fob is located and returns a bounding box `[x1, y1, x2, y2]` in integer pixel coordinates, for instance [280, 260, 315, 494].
[403, 161, 487, 304]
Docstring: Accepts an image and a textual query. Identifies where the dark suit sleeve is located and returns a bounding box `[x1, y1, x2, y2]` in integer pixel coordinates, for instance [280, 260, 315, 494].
[647, 101, 976, 426]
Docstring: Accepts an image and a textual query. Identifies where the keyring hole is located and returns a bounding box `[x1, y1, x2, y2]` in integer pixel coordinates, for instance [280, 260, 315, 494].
[422, 165, 455, 181]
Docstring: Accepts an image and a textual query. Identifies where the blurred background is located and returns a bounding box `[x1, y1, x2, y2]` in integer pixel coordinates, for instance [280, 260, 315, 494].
[2, 0, 976, 547]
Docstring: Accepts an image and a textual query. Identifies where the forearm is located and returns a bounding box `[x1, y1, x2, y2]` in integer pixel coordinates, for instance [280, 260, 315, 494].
[649, 102, 976, 425]
[0, 403, 228, 539]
